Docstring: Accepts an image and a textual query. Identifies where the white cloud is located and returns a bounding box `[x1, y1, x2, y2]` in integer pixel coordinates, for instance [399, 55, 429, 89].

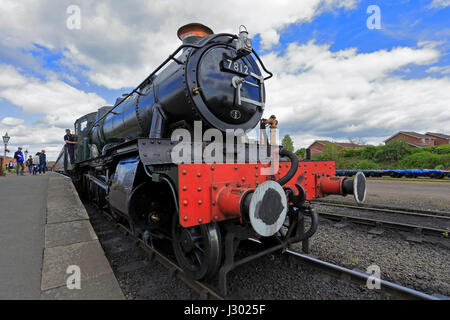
[1, 0, 449, 155]
[426, 65, 450, 74]
[261, 41, 450, 148]
[0, 122, 66, 160]
[0, 0, 358, 90]
[1, 117, 24, 126]
[0, 64, 106, 127]
[0, 65, 28, 87]
[0, 65, 105, 160]
[429, 0, 450, 8]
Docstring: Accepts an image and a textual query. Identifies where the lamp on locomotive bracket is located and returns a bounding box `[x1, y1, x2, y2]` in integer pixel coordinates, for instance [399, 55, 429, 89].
[236, 25, 252, 57]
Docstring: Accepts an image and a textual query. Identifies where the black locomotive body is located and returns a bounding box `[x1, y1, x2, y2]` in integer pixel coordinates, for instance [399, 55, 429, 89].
[55, 24, 366, 294]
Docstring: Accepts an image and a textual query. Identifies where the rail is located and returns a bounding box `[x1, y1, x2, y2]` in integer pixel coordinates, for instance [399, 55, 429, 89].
[312, 201, 450, 235]
[285, 250, 442, 300]
[98, 207, 224, 300]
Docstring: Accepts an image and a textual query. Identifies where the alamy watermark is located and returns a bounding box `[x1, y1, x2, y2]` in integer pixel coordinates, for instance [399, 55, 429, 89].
[170, 121, 281, 176]
[66, 265, 81, 290]
[367, 5, 381, 30]
[66, 5, 81, 30]
[366, 264, 381, 289]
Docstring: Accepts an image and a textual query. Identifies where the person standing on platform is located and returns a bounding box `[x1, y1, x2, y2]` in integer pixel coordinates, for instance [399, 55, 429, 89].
[39, 150, 46, 174]
[64, 129, 77, 164]
[14, 147, 24, 176]
[32, 152, 40, 175]
[26, 155, 33, 174]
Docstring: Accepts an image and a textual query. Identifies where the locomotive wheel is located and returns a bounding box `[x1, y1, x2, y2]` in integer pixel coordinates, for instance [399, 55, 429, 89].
[171, 213, 222, 280]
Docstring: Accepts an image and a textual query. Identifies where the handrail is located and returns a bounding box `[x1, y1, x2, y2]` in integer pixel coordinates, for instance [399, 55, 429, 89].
[88, 33, 238, 133]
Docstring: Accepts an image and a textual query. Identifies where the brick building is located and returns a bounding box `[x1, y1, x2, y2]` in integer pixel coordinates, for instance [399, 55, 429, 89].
[308, 140, 364, 156]
[425, 132, 450, 146]
[385, 131, 450, 148]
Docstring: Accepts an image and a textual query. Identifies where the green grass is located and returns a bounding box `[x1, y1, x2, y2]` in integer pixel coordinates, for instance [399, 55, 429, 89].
[317, 140, 450, 170]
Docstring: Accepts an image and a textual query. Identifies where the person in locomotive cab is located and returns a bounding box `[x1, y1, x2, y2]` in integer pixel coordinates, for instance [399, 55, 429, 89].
[14, 147, 24, 176]
[64, 129, 77, 164]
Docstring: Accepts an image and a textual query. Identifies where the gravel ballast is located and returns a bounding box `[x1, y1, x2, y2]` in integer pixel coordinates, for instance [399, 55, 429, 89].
[86, 203, 196, 300]
[325, 179, 450, 212]
[85, 203, 390, 300]
[80, 177, 450, 300]
[291, 217, 450, 297]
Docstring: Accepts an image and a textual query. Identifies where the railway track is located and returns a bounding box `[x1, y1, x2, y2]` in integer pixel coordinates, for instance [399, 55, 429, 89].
[315, 200, 450, 216]
[244, 239, 442, 300]
[86, 201, 444, 300]
[366, 178, 450, 183]
[312, 201, 450, 236]
[94, 205, 224, 300]
[284, 250, 441, 300]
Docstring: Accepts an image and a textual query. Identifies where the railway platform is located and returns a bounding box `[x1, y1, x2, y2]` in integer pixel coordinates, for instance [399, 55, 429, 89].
[0, 172, 124, 300]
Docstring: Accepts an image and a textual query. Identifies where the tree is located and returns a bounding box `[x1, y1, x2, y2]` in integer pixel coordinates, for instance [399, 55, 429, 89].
[399, 152, 448, 169]
[321, 142, 340, 161]
[348, 137, 366, 145]
[282, 135, 294, 152]
[360, 145, 379, 160]
[295, 148, 306, 160]
[374, 139, 410, 163]
[356, 159, 380, 170]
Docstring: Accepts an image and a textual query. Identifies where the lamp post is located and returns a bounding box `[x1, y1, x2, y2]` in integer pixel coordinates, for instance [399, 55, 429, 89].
[1, 132, 10, 176]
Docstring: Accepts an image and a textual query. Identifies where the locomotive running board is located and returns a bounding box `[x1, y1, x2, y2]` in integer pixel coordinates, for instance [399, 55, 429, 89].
[138, 138, 175, 165]
[138, 138, 272, 166]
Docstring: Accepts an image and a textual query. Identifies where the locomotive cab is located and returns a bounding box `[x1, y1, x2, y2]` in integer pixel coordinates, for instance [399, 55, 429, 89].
[74, 112, 97, 163]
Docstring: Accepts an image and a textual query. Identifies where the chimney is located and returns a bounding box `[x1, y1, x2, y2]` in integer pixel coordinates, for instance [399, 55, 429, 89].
[177, 23, 213, 44]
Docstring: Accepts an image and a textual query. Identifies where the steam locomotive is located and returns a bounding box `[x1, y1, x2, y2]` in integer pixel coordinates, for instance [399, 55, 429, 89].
[55, 23, 366, 292]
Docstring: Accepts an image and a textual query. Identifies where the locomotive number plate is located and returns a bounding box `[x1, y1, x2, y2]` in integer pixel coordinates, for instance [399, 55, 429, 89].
[222, 58, 249, 76]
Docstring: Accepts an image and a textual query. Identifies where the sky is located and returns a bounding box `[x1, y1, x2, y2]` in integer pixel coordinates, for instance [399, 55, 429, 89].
[0, 0, 449, 160]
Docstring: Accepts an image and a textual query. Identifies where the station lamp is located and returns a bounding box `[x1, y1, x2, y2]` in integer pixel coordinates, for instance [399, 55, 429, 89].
[1, 132, 10, 176]
[2, 132, 10, 145]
